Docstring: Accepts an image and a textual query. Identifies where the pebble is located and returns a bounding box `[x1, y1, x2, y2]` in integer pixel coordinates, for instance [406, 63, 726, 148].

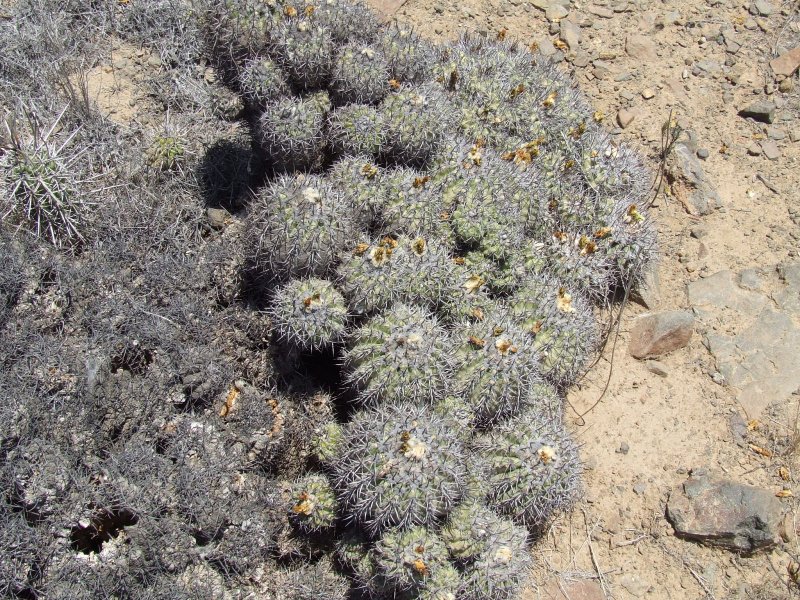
[770, 47, 800, 77]
[617, 441, 630, 455]
[747, 142, 762, 156]
[560, 19, 581, 49]
[750, 0, 775, 16]
[761, 140, 781, 160]
[633, 482, 648, 495]
[646, 360, 669, 377]
[641, 88, 655, 99]
[790, 128, 800, 143]
[696, 148, 710, 159]
[617, 107, 636, 128]
[767, 126, 786, 140]
[588, 5, 614, 18]
[690, 226, 708, 239]
[546, 4, 569, 21]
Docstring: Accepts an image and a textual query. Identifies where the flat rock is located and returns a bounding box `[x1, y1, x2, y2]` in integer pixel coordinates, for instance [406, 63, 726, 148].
[688, 270, 767, 313]
[738, 101, 776, 124]
[629, 310, 694, 359]
[546, 4, 569, 21]
[761, 140, 781, 161]
[588, 5, 614, 18]
[749, 0, 775, 16]
[617, 107, 636, 128]
[665, 142, 722, 215]
[560, 19, 581, 49]
[771, 47, 800, 77]
[666, 474, 784, 553]
[625, 34, 658, 61]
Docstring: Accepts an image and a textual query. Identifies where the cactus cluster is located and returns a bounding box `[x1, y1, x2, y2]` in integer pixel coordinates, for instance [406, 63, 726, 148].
[224, 2, 657, 597]
[0, 0, 658, 598]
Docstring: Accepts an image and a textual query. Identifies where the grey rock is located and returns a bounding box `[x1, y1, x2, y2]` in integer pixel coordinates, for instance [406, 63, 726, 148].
[632, 261, 661, 309]
[633, 482, 647, 495]
[666, 474, 784, 553]
[646, 360, 669, 377]
[738, 268, 764, 291]
[690, 226, 708, 239]
[588, 5, 614, 18]
[747, 142, 762, 156]
[761, 140, 780, 160]
[665, 142, 723, 215]
[688, 270, 767, 312]
[546, 4, 569, 20]
[696, 148, 709, 159]
[629, 310, 694, 359]
[767, 126, 786, 140]
[560, 19, 581, 49]
[728, 413, 748, 448]
[531, 0, 550, 9]
[617, 441, 630, 455]
[738, 101, 776, 123]
[790, 128, 800, 143]
[617, 107, 636, 128]
[625, 34, 658, 61]
[749, 0, 775, 16]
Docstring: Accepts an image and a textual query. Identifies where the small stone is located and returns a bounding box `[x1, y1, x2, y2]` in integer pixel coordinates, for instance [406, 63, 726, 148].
[739, 100, 776, 123]
[646, 360, 669, 377]
[790, 129, 800, 143]
[537, 38, 557, 56]
[626, 34, 658, 61]
[546, 4, 569, 21]
[690, 226, 708, 239]
[747, 142, 762, 156]
[633, 482, 647, 495]
[750, 0, 775, 16]
[666, 143, 722, 215]
[666, 474, 785, 553]
[560, 19, 581, 49]
[588, 5, 614, 18]
[531, 0, 549, 9]
[572, 52, 590, 68]
[761, 140, 780, 160]
[779, 78, 794, 93]
[629, 310, 694, 359]
[617, 441, 630, 455]
[767, 126, 786, 140]
[617, 107, 636, 128]
[696, 148, 709, 159]
[641, 88, 655, 99]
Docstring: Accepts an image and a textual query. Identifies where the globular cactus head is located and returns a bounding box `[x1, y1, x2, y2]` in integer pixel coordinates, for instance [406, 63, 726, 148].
[269, 15, 334, 91]
[379, 83, 454, 168]
[377, 22, 438, 84]
[326, 104, 385, 159]
[328, 155, 383, 226]
[329, 42, 390, 106]
[332, 401, 467, 536]
[247, 173, 358, 282]
[336, 234, 456, 316]
[238, 55, 291, 109]
[310, 420, 344, 469]
[372, 525, 461, 600]
[452, 311, 544, 427]
[510, 274, 597, 387]
[257, 94, 327, 172]
[288, 473, 339, 533]
[442, 501, 531, 600]
[474, 411, 581, 532]
[269, 277, 349, 351]
[343, 303, 454, 407]
[373, 167, 453, 244]
[313, 0, 381, 45]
